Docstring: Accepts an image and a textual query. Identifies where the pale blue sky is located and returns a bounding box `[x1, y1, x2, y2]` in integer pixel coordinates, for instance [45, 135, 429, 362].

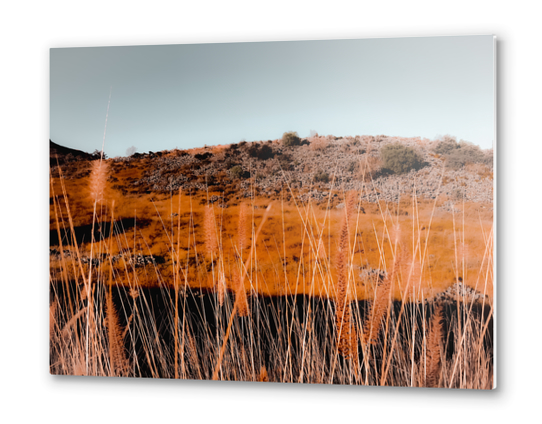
[50, 36, 494, 157]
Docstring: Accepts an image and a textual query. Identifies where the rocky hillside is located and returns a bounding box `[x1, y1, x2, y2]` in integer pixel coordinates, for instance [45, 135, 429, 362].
[121, 134, 492, 205]
[53, 134, 494, 208]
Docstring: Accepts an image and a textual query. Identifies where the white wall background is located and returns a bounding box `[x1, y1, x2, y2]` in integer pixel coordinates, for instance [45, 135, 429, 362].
[1, 1, 540, 422]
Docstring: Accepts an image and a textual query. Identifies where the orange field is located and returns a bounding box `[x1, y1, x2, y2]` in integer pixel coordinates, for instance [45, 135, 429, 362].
[50, 157, 494, 302]
[49, 153, 494, 387]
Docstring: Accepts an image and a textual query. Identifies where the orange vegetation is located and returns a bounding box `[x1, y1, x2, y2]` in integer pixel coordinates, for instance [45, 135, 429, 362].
[50, 158, 493, 302]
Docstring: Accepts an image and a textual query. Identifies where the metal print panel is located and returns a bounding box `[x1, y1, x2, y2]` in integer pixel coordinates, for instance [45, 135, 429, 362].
[49, 35, 495, 388]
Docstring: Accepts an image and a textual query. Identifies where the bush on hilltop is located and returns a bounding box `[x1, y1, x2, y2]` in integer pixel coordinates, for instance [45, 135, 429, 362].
[282, 131, 301, 147]
[380, 143, 425, 175]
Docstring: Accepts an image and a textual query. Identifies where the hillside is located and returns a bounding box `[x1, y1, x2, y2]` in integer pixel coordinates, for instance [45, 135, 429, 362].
[49, 139, 95, 166]
[123, 134, 493, 206]
[49, 134, 494, 301]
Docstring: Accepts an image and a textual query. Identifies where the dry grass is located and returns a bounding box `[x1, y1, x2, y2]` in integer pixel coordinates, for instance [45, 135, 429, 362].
[426, 304, 443, 387]
[49, 157, 494, 388]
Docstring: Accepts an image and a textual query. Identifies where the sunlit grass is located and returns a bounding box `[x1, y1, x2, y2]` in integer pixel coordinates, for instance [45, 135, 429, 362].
[49, 156, 493, 388]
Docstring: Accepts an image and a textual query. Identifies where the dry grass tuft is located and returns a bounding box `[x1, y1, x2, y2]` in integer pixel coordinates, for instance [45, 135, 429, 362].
[335, 191, 358, 358]
[49, 301, 57, 340]
[234, 268, 249, 317]
[105, 287, 129, 377]
[426, 304, 443, 388]
[362, 249, 401, 346]
[217, 269, 226, 307]
[89, 160, 109, 203]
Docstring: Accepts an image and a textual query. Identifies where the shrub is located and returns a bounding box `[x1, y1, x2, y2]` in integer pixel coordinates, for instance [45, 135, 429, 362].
[229, 165, 244, 179]
[245, 143, 257, 157]
[432, 136, 490, 170]
[434, 137, 459, 155]
[226, 144, 239, 154]
[195, 152, 213, 161]
[281, 131, 301, 147]
[445, 144, 485, 170]
[247, 143, 275, 160]
[380, 143, 425, 175]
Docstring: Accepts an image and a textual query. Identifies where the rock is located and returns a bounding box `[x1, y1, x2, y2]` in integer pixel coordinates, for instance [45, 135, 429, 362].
[430, 282, 489, 305]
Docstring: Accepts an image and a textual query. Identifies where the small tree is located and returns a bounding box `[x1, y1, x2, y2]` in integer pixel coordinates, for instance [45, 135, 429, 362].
[380, 143, 424, 175]
[281, 131, 301, 147]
